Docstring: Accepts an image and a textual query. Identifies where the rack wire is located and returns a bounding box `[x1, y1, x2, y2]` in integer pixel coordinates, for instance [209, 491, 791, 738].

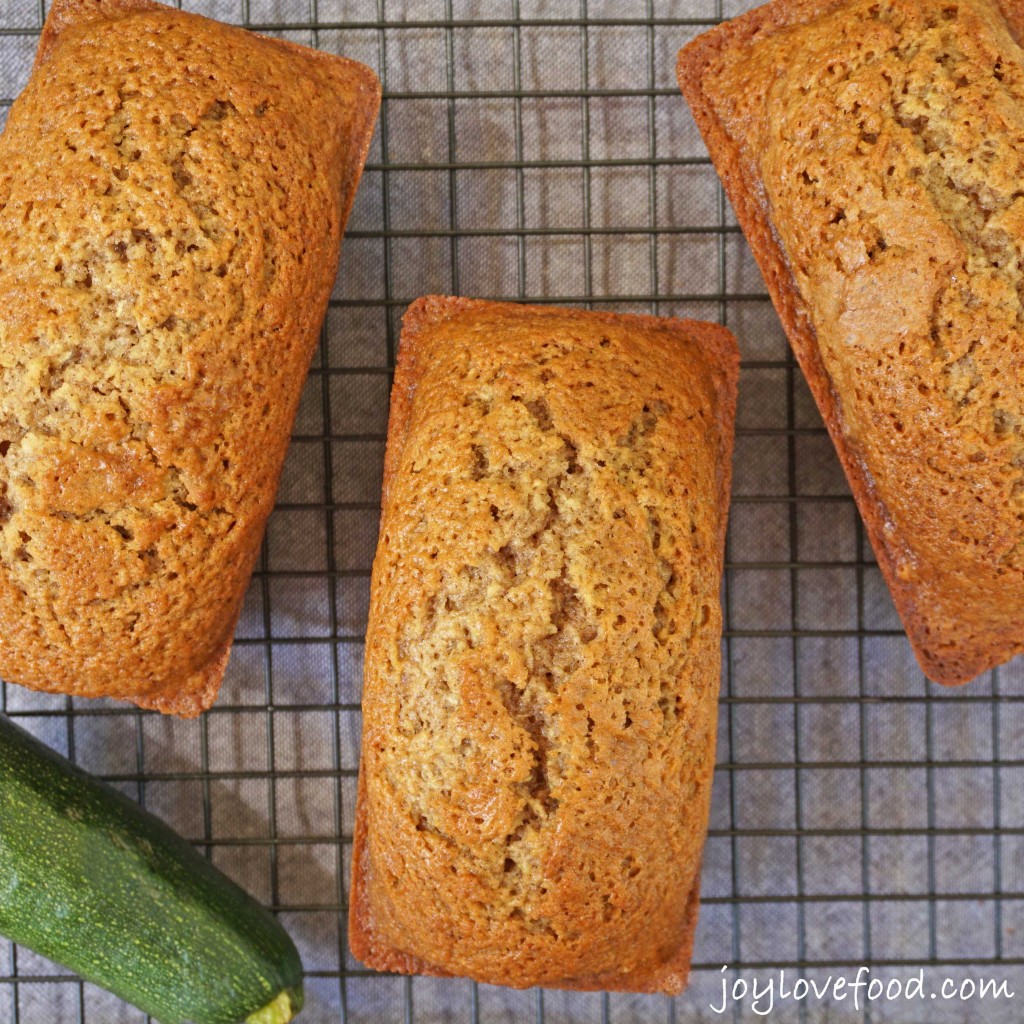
[2, 0, 1023, 1021]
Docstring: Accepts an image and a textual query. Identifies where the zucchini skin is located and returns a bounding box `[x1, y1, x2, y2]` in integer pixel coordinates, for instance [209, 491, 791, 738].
[0, 714, 303, 1024]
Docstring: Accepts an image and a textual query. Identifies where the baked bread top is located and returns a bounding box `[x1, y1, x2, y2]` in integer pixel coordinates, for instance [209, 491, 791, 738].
[679, 0, 1024, 683]
[351, 297, 738, 992]
[0, 0, 379, 713]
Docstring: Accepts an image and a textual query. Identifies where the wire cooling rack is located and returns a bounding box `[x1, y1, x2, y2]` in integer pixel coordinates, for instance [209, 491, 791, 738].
[3, 1, 1024, 1022]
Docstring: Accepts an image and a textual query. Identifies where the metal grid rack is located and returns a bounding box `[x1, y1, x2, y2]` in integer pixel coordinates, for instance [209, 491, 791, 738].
[1, 1, 1023, 1021]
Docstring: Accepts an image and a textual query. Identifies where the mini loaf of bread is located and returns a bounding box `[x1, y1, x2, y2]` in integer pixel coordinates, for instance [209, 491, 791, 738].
[350, 297, 739, 993]
[0, 0, 379, 714]
[680, 0, 1024, 684]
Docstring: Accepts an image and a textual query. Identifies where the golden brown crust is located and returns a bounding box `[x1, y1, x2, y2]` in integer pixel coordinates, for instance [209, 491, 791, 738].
[350, 769, 702, 991]
[130, 634, 233, 717]
[0, 0, 379, 713]
[350, 297, 738, 993]
[679, 0, 1024, 685]
[36, 0, 161, 68]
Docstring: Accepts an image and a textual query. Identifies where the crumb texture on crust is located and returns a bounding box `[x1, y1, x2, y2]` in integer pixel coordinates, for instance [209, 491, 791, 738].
[0, 0, 379, 709]
[690, 0, 1024, 681]
[357, 298, 737, 992]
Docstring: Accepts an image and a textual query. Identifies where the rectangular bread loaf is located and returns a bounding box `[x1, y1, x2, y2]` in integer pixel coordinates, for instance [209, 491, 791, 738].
[0, 0, 379, 714]
[679, 0, 1024, 684]
[350, 296, 739, 993]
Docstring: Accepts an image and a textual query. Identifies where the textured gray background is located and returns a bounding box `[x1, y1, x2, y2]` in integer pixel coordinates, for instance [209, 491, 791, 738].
[1, 0, 1023, 1021]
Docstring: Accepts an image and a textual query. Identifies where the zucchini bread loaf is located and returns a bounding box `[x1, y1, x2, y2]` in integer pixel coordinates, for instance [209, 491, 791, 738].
[351, 297, 739, 993]
[679, 0, 1024, 684]
[0, 0, 379, 714]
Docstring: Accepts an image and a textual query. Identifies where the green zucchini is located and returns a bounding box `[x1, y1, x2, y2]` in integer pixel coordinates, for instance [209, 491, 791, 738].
[0, 713, 303, 1024]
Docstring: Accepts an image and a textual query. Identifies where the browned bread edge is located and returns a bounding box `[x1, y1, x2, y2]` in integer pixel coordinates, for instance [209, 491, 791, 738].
[130, 635, 233, 717]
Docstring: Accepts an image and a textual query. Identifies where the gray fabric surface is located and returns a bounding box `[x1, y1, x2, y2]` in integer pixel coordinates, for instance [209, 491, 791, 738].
[1, 1, 1022, 1021]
